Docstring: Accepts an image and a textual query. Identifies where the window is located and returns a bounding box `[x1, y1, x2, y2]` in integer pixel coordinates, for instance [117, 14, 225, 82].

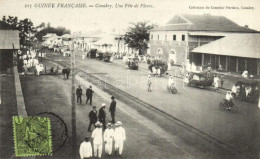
[173, 35, 176, 41]
[158, 34, 160, 40]
[182, 35, 185, 41]
[165, 35, 167, 40]
[151, 34, 153, 40]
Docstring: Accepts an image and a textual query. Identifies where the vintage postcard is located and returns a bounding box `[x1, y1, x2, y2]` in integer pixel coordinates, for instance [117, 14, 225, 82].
[0, 0, 260, 158]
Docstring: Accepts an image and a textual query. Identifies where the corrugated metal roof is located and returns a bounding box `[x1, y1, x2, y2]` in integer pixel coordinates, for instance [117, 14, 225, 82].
[0, 30, 20, 49]
[152, 14, 258, 33]
[191, 34, 260, 59]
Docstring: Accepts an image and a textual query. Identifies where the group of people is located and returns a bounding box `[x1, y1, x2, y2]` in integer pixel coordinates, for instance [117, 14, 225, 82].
[62, 67, 71, 79]
[230, 83, 258, 102]
[79, 121, 125, 159]
[213, 74, 225, 90]
[87, 98, 117, 129]
[76, 85, 94, 105]
[79, 95, 125, 159]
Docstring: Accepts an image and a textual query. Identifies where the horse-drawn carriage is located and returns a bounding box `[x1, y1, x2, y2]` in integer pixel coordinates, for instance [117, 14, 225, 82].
[96, 52, 111, 62]
[148, 60, 168, 77]
[184, 71, 214, 88]
[88, 49, 98, 58]
[126, 57, 138, 70]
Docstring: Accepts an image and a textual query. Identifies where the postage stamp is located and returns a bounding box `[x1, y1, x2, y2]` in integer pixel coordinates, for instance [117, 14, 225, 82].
[13, 116, 52, 157]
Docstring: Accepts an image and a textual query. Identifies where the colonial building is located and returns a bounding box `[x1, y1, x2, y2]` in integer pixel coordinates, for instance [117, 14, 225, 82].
[0, 21, 20, 73]
[149, 14, 258, 66]
[191, 34, 260, 75]
[42, 33, 57, 41]
[75, 32, 137, 54]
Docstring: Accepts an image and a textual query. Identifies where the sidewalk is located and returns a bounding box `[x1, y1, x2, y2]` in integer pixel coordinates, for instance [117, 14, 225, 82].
[0, 75, 18, 159]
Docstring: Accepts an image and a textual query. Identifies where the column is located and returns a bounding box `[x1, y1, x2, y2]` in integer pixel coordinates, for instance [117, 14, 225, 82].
[236, 58, 239, 72]
[245, 59, 247, 70]
[219, 56, 221, 67]
[214, 55, 217, 69]
[209, 54, 212, 67]
[226, 56, 228, 71]
[201, 54, 204, 66]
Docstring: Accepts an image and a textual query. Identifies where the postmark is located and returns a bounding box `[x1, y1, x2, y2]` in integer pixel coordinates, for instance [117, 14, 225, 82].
[13, 116, 52, 157]
[33, 112, 68, 153]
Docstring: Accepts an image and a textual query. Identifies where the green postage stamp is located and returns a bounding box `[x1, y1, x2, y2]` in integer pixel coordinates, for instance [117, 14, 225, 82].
[13, 116, 52, 157]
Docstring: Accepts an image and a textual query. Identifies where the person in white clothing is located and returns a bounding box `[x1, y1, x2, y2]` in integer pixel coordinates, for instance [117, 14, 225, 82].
[168, 75, 174, 88]
[213, 75, 219, 90]
[79, 137, 92, 159]
[91, 121, 103, 158]
[242, 70, 248, 78]
[231, 84, 237, 97]
[114, 121, 126, 157]
[225, 91, 233, 109]
[104, 123, 114, 156]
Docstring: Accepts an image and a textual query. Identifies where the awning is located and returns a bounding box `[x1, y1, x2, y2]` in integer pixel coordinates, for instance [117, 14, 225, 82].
[191, 33, 260, 59]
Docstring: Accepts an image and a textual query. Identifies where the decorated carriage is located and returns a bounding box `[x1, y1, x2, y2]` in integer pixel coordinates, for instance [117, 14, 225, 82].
[126, 57, 139, 70]
[96, 52, 111, 62]
[184, 71, 214, 88]
[148, 60, 168, 76]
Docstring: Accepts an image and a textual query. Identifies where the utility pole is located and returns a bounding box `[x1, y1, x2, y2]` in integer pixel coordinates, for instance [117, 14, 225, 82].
[70, 42, 77, 158]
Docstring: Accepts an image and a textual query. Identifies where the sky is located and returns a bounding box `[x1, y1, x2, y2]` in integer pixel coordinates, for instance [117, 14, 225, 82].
[0, 0, 260, 34]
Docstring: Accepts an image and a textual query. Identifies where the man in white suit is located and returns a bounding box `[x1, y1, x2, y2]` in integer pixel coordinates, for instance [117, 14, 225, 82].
[104, 123, 114, 156]
[114, 121, 126, 157]
[91, 121, 103, 158]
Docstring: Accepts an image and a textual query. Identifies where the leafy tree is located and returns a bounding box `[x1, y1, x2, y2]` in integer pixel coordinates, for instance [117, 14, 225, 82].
[124, 21, 157, 55]
[1, 16, 35, 48]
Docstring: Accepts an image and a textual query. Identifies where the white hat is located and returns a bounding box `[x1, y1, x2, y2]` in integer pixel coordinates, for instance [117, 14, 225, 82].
[95, 121, 101, 126]
[102, 103, 106, 107]
[107, 123, 112, 126]
[116, 121, 122, 126]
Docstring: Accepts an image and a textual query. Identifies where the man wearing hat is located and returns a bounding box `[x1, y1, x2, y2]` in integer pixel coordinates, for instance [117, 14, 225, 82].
[76, 85, 82, 103]
[109, 96, 116, 124]
[114, 121, 126, 157]
[88, 106, 98, 132]
[86, 86, 94, 105]
[104, 123, 114, 156]
[79, 137, 92, 159]
[91, 121, 103, 158]
[98, 103, 107, 130]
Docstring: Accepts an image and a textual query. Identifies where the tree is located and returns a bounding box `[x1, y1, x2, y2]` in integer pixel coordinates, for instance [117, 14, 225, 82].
[34, 23, 71, 41]
[1, 16, 35, 48]
[124, 21, 157, 55]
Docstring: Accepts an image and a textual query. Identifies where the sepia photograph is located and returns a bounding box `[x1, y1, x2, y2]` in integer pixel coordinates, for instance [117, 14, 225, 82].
[0, 0, 260, 158]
